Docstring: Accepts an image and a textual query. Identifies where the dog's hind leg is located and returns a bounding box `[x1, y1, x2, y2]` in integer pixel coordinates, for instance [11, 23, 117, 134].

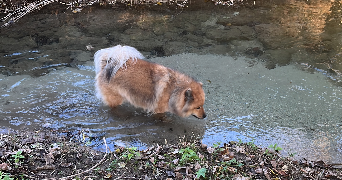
[101, 89, 124, 108]
[106, 95, 124, 108]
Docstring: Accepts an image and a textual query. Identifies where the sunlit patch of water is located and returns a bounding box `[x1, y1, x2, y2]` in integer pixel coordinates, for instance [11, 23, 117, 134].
[3, 50, 40, 58]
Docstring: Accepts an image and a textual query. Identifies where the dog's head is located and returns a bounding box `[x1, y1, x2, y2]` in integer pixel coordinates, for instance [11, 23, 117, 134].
[180, 82, 206, 119]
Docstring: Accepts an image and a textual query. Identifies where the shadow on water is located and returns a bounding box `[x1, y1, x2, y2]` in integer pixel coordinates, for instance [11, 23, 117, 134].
[1, 0, 342, 163]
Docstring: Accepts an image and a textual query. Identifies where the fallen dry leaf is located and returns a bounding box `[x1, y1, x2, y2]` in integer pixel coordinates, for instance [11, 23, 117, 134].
[36, 165, 55, 171]
[255, 166, 263, 174]
[157, 161, 167, 169]
[282, 165, 288, 171]
[149, 156, 155, 164]
[233, 174, 250, 180]
[155, 145, 162, 154]
[201, 143, 207, 149]
[175, 172, 183, 179]
[60, 162, 72, 167]
[157, 155, 165, 160]
[278, 170, 288, 176]
[172, 149, 179, 154]
[207, 147, 215, 154]
[223, 155, 232, 161]
[263, 168, 271, 180]
[44, 152, 54, 165]
[229, 151, 235, 158]
[175, 166, 185, 172]
[172, 158, 179, 165]
[118, 162, 126, 168]
[194, 162, 201, 170]
[221, 148, 230, 155]
[186, 166, 193, 174]
[212, 165, 219, 173]
[227, 166, 237, 173]
[235, 146, 245, 153]
[198, 152, 204, 160]
[166, 170, 175, 177]
[0, 163, 11, 171]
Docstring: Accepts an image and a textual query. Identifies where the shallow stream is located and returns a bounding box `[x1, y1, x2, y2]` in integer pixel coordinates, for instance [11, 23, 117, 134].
[1, 0, 342, 163]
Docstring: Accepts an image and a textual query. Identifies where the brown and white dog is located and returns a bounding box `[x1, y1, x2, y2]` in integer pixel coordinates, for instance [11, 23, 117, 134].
[94, 45, 206, 119]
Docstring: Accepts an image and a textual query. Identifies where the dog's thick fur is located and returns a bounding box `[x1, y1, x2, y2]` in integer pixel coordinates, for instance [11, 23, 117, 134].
[94, 45, 206, 119]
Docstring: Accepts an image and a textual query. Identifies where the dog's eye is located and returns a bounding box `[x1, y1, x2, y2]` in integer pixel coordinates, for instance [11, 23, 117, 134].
[196, 106, 201, 109]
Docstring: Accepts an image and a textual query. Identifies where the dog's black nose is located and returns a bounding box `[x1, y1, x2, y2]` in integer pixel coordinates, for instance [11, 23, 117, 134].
[202, 113, 207, 119]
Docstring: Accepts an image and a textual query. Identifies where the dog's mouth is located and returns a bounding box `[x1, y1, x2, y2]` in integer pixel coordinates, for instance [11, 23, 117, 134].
[192, 114, 206, 119]
[193, 115, 199, 119]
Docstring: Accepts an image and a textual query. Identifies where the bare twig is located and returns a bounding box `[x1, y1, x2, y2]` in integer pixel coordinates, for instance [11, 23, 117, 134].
[60, 137, 109, 180]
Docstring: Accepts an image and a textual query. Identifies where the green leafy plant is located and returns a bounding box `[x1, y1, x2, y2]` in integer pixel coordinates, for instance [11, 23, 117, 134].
[11, 150, 25, 167]
[211, 158, 244, 179]
[213, 142, 221, 149]
[179, 147, 199, 165]
[237, 139, 243, 145]
[94, 167, 101, 175]
[246, 140, 258, 151]
[196, 168, 207, 178]
[106, 159, 118, 171]
[268, 144, 283, 152]
[288, 152, 297, 157]
[264, 149, 273, 157]
[121, 147, 141, 162]
[223, 158, 243, 167]
[212, 142, 224, 156]
[0, 171, 14, 180]
[145, 161, 150, 168]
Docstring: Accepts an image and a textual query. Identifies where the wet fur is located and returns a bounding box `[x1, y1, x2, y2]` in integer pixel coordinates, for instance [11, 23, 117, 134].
[94, 45, 206, 119]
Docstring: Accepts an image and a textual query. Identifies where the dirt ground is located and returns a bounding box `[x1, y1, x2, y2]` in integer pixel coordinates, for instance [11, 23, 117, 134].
[0, 129, 341, 179]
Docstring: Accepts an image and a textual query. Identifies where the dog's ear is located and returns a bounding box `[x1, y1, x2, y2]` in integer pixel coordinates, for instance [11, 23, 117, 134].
[185, 88, 194, 102]
[199, 82, 203, 86]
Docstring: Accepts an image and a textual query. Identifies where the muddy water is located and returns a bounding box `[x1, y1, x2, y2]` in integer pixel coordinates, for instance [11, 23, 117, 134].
[1, 0, 342, 163]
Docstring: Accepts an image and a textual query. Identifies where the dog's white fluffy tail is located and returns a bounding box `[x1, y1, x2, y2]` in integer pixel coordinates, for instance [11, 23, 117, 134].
[94, 45, 145, 77]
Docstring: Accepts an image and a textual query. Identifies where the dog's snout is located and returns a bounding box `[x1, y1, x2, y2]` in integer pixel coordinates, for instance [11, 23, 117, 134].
[193, 113, 206, 119]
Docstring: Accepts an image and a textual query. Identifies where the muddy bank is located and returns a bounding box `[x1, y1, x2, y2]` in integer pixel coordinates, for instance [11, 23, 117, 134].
[0, 129, 341, 179]
[1, 1, 342, 77]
